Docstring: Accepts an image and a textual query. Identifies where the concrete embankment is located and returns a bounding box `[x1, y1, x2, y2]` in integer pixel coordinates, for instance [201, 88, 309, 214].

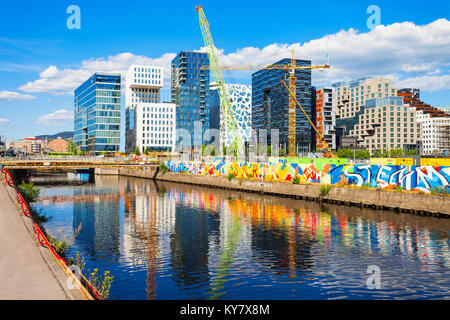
[0, 179, 85, 299]
[95, 168, 450, 217]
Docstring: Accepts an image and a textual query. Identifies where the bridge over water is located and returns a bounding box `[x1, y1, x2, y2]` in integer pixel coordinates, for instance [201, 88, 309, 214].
[0, 157, 159, 170]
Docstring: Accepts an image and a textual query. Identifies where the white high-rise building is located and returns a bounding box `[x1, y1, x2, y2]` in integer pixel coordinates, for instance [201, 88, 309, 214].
[416, 110, 450, 155]
[209, 83, 252, 145]
[135, 102, 176, 152]
[125, 65, 176, 152]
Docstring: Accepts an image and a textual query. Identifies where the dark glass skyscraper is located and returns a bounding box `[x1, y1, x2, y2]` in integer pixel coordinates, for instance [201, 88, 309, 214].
[171, 51, 210, 146]
[252, 59, 312, 152]
[74, 73, 121, 154]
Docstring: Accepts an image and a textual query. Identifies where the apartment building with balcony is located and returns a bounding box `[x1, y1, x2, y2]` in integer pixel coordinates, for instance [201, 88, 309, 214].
[314, 87, 336, 151]
[171, 51, 210, 147]
[332, 77, 397, 120]
[347, 96, 421, 154]
[398, 88, 449, 118]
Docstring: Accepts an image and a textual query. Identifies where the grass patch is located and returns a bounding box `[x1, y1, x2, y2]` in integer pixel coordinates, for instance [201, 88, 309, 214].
[431, 186, 449, 196]
[227, 173, 236, 181]
[319, 184, 332, 197]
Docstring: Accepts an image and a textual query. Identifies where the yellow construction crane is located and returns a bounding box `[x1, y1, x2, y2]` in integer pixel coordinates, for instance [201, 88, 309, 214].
[280, 77, 336, 158]
[201, 50, 333, 157]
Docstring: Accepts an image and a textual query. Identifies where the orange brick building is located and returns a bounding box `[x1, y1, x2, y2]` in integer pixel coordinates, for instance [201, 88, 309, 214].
[397, 88, 448, 118]
[315, 87, 336, 150]
[47, 137, 69, 153]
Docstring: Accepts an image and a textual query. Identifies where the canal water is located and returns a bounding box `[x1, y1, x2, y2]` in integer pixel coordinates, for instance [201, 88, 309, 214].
[33, 175, 450, 300]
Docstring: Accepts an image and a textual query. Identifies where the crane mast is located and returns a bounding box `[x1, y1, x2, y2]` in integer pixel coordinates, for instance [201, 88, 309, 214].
[196, 6, 244, 159]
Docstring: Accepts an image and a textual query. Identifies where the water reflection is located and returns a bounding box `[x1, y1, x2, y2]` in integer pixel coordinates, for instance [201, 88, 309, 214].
[34, 175, 450, 300]
[72, 178, 121, 259]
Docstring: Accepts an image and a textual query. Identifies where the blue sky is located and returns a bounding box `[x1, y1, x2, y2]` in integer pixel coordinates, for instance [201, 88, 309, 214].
[0, 0, 449, 143]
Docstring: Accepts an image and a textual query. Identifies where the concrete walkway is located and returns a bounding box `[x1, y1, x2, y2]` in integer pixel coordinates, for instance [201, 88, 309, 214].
[0, 181, 69, 299]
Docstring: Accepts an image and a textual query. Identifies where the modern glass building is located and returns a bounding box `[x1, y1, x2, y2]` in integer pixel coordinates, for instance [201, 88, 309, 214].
[74, 73, 121, 154]
[252, 59, 312, 152]
[171, 51, 210, 146]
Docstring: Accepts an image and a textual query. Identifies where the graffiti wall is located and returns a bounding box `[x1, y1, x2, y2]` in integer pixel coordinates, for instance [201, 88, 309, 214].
[166, 161, 450, 193]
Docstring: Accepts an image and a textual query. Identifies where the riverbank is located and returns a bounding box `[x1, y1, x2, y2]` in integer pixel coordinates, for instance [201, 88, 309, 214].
[0, 178, 86, 299]
[95, 168, 450, 217]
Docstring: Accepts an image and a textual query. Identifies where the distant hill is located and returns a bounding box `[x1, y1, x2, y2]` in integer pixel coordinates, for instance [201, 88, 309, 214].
[36, 131, 74, 141]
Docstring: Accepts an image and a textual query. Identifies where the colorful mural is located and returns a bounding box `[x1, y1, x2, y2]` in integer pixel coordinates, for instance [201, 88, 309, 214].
[166, 161, 450, 193]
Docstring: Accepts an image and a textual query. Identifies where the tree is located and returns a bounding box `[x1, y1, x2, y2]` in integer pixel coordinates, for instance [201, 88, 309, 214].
[382, 149, 389, 158]
[372, 149, 381, 158]
[405, 149, 418, 156]
[337, 148, 353, 158]
[390, 148, 403, 157]
[67, 139, 77, 155]
[135, 147, 140, 156]
[144, 147, 149, 155]
[355, 149, 370, 159]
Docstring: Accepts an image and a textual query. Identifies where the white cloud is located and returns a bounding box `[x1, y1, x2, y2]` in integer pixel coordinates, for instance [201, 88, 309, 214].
[36, 109, 73, 126]
[0, 90, 36, 101]
[215, 19, 450, 89]
[394, 74, 450, 92]
[0, 118, 10, 125]
[17, 18, 450, 94]
[19, 52, 176, 95]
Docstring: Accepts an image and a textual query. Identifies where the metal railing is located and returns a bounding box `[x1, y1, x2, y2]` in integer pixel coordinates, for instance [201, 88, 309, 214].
[0, 157, 159, 169]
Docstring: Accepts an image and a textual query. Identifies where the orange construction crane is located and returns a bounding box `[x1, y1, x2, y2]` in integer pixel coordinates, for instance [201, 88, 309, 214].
[201, 49, 331, 157]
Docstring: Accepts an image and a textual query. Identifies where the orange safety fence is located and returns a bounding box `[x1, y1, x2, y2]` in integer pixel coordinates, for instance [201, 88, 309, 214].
[0, 168, 102, 300]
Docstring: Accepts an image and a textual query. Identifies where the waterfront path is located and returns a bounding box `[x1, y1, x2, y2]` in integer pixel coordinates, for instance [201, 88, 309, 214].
[0, 181, 69, 299]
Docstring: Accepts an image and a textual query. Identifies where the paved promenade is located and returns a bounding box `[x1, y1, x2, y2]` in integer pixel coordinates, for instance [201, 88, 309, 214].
[0, 181, 69, 299]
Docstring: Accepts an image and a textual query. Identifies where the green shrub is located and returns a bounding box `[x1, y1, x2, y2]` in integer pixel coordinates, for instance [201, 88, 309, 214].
[159, 162, 168, 173]
[319, 185, 332, 197]
[393, 185, 403, 192]
[292, 175, 300, 184]
[48, 236, 71, 261]
[227, 173, 236, 181]
[18, 181, 40, 202]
